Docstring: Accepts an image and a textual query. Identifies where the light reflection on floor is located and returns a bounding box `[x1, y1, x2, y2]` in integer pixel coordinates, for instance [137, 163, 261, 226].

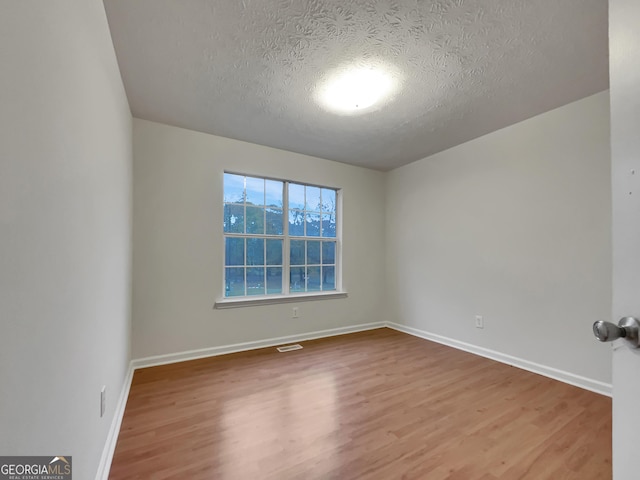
[219, 370, 338, 478]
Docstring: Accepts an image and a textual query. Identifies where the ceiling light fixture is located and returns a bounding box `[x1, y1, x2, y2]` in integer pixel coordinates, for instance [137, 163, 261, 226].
[315, 63, 400, 115]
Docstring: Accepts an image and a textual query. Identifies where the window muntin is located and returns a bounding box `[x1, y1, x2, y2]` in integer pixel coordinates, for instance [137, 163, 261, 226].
[223, 173, 338, 298]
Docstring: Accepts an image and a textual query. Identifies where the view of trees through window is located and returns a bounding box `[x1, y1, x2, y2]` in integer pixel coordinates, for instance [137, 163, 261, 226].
[223, 173, 338, 297]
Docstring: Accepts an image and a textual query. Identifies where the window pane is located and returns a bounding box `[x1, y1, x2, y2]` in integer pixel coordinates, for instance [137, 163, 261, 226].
[321, 189, 336, 213]
[266, 267, 282, 294]
[266, 239, 282, 265]
[307, 241, 320, 264]
[246, 238, 264, 266]
[246, 206, 264, 234]
[246, 267, 265, 295]
[246, 177, 264, 206]
[266, 208, 283, 235]
[290, 266, 305, 292]
[321, 213, 336, 238]
[224, 204, 244, 233]
[322, 241, 335, 264]
[290, 240, 305, 266]
[307, 266, 321, 291]
[265, 180, 283, 208]
[225, 237, 244, 266]
[306, 186, 321, 212]
[306, 213, 320, 237]
[225, 267, 245, 297]
[224, 173, 245, 203]
[289, 183, 305, 210]
[322, 266, 335, 290]
[289, 210, 304, 236]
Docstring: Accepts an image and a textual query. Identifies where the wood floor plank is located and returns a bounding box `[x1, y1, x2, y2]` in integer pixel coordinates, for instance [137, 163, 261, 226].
[109, 328, 611, 479]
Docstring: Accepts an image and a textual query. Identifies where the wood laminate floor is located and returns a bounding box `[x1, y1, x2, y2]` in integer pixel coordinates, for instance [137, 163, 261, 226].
[109, 328, 611, 480]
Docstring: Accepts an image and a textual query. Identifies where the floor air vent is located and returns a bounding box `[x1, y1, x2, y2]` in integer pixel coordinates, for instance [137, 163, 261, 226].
[276, 344, 303, 353]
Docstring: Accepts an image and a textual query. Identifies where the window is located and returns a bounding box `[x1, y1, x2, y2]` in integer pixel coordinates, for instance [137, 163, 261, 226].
[223, 173, 339, 299]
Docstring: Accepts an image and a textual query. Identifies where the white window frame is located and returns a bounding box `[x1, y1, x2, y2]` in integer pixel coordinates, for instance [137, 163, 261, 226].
[215, 172, 347, 309]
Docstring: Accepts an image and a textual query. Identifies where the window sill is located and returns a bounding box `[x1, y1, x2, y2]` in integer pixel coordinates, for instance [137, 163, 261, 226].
[214, 291, 348, 309]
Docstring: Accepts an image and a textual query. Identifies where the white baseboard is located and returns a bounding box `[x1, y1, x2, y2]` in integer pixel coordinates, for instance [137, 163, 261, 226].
[386, 322, 612, 397]
[95, 363, 134, 480]
[131, 322, 386, 370]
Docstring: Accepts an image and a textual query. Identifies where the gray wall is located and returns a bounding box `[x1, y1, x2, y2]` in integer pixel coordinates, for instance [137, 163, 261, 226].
[0, 2, 132, 479]
[132, 119, 386, 359]
[385, 92, 612, 385]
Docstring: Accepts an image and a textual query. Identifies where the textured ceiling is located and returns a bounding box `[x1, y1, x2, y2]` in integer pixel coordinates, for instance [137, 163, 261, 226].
[103, 0, 608, 171]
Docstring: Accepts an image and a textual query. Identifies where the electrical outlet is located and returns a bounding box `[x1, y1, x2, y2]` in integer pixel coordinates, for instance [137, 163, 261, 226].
[292, 307, 299, 318]
[100, 386, 106, 417]
[475, 315, 484, 329]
